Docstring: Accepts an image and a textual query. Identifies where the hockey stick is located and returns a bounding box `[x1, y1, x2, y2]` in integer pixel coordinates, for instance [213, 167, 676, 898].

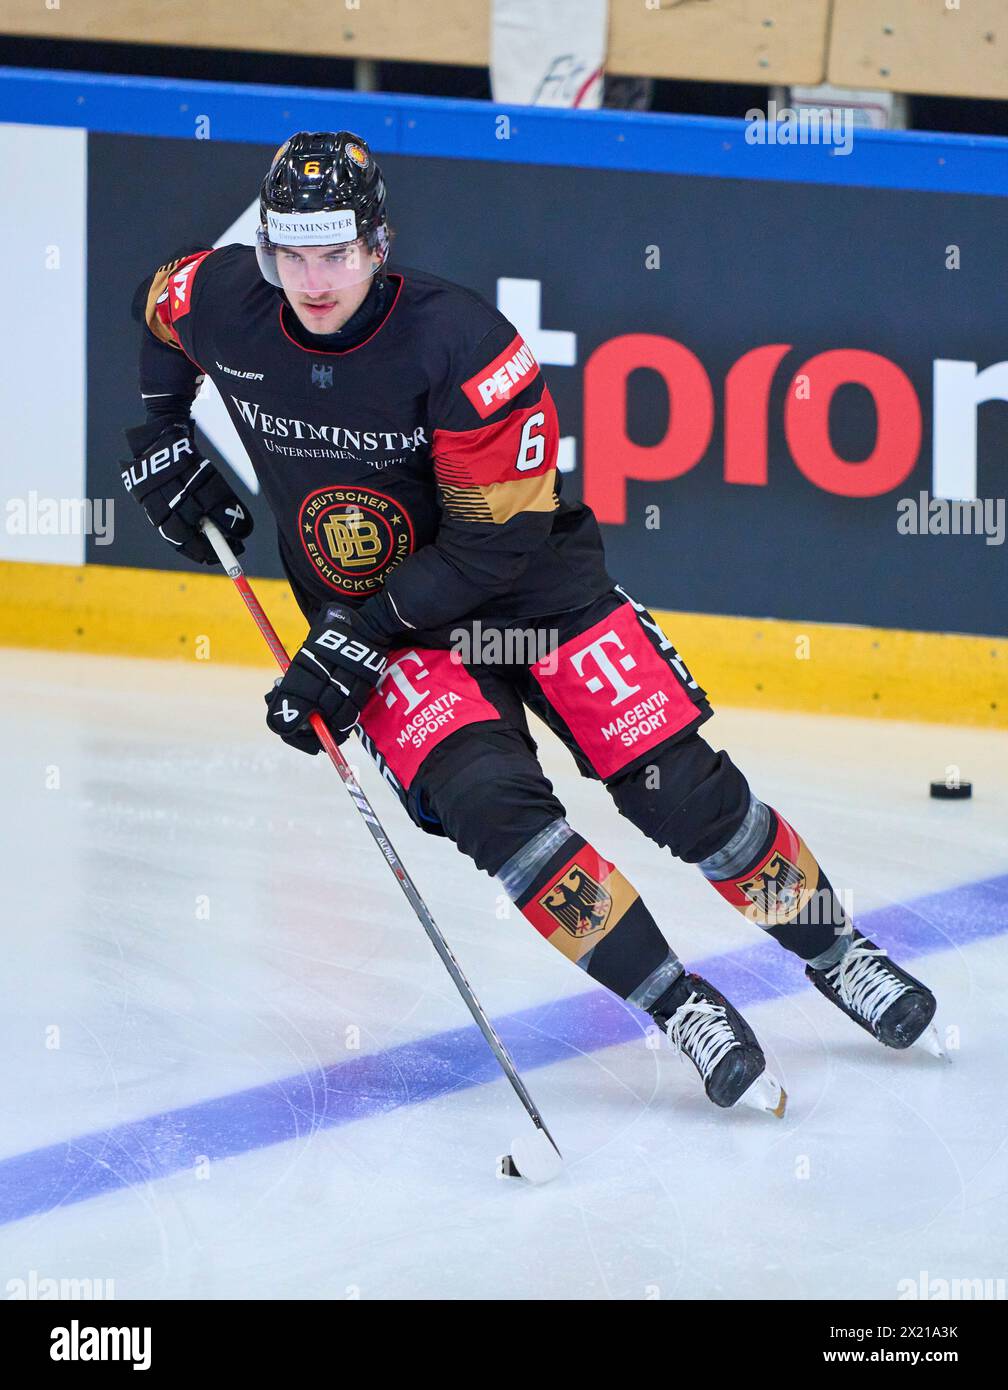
[199, 517, 562, 1180]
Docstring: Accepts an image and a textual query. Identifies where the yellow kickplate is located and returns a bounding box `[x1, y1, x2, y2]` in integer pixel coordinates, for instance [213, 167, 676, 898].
[0, 559, 307, 669]
[651, 607, 1005, 730]
[0, 560, 1004, 727]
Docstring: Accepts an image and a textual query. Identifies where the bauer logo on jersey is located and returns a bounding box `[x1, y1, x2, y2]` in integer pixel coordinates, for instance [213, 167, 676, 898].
[298, 485, 414, 598]
[461, 334, 541, 419]
[539, 865, 612, 939]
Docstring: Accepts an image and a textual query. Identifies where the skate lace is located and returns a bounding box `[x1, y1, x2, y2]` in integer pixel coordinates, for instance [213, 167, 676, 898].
[828, 940, 907, 1025]
[666, 994, 739, 1079]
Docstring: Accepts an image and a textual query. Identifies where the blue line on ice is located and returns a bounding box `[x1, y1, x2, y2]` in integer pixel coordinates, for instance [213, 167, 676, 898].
[1, 872, 1005, 1225]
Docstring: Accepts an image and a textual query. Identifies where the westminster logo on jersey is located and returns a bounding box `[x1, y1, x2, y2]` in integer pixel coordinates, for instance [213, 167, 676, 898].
[299, 485, 414, 598]
[539, 865, 613, 939]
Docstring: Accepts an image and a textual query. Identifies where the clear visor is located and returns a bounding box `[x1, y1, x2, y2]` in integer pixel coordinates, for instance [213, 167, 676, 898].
[255, 222, 389, 291]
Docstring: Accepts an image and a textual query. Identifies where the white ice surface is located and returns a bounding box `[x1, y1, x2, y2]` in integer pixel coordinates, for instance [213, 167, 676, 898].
[1, 646, 1005, 1300]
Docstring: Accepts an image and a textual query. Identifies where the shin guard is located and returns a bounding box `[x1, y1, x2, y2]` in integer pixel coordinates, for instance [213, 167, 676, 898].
[498, 819, 682, 1005]
[698, 798, 849, 962]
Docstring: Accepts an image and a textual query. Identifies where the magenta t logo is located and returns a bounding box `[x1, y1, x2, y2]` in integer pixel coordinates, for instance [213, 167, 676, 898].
[379, 652, 431, 713]
[569, 631, 642, 706]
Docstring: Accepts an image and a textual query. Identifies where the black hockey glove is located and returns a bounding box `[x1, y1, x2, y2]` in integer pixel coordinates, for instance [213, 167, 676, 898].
[265, 605, 389, 754]
[121, 419, 253, 565]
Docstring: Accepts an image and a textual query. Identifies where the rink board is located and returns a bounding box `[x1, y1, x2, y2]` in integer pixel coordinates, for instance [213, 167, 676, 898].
[0, 557, 1002, 727]
[0, 68, 1006, 722]
[81, 128, 1008, 640]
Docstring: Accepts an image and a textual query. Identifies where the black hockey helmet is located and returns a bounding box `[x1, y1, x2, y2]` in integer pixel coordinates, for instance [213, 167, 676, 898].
[255, 131, 390, 289]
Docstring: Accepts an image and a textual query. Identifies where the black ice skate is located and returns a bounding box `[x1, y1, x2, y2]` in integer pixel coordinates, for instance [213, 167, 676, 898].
[651, 972, 787, 1117]
[805, 930, 941, 1055]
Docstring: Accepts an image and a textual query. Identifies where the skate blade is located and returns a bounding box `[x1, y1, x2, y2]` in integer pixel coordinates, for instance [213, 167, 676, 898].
[916, 1023, 949, 1061]
[737, 1070, 787, 1118]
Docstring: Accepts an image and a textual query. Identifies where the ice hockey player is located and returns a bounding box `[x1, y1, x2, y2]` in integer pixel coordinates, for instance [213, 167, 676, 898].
[122, 131, 938, 1116]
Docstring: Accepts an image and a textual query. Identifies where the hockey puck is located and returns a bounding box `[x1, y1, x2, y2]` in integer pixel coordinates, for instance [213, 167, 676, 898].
[930, 780, 972, 800]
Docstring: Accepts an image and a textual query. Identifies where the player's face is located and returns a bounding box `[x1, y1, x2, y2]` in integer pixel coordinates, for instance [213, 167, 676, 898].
[275, 241, 378, 335]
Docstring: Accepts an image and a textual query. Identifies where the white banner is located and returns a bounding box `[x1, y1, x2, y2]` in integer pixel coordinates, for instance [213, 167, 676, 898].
[490, 0, 608, 109]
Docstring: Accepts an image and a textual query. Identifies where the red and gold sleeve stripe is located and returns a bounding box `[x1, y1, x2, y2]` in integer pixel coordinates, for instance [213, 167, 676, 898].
[433, 392, 560, 525]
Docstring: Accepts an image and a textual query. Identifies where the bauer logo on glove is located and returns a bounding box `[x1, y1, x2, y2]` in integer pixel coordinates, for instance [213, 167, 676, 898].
[265, 608, 388, 754]
[121, 419, 254, 566]
[121, 429, 194, 490]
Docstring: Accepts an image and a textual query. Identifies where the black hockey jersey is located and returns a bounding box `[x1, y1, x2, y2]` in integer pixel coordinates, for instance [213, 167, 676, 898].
[141, 245, 612, 641]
